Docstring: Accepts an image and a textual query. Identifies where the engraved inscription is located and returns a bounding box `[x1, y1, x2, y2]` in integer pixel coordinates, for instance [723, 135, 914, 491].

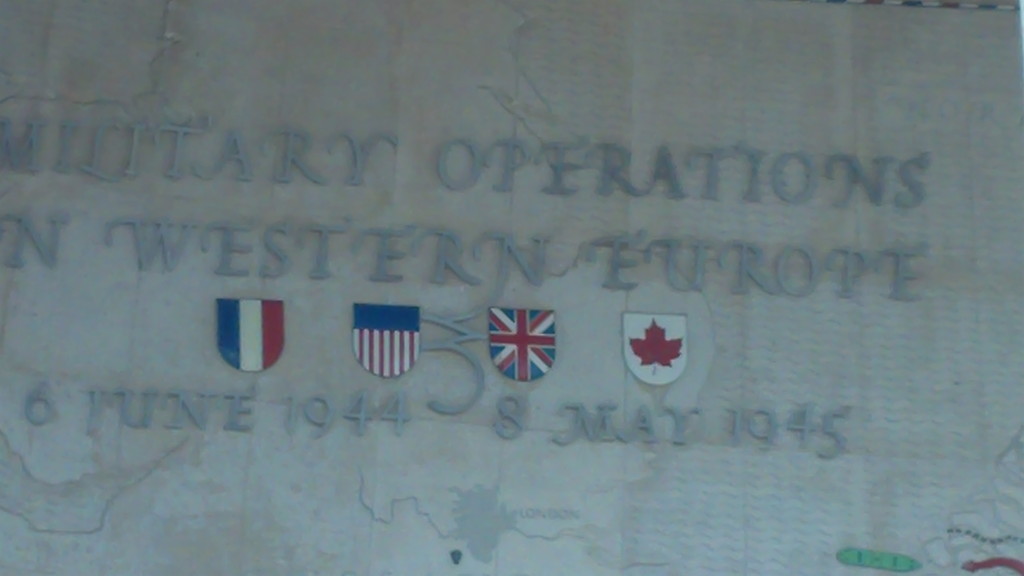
[0, 116, 929, 210]
[97, 216, 926, 301]
[23, 386, 854, 458]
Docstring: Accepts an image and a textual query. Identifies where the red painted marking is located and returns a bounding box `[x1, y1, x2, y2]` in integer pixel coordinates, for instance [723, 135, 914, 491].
[963, 558, 1024, 576]
[529, 310, 552, 333]
[368, 329, 375, 371]
[383, 331, 390, 378]
[533, 347, 554, 367]
[398, 328, 405, 374]
[496, 346, 517, 373]
[366, 331, 371, 373]
[262, 300, 284, 369]
[390, 330, 398, 377]
[490, 309, 514, 333]
[489, 309, 555, 381]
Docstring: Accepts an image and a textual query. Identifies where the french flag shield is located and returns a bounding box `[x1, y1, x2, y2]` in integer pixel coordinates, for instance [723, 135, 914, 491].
[352, 303, 420, 378]
[216, 298, 285, 372]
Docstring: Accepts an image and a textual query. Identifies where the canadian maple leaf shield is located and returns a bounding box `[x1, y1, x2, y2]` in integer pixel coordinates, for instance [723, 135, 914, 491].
[623, 313, 687, 386]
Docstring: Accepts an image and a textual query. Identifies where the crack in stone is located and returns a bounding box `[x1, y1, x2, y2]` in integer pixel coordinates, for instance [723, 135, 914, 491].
[356, 468, 451, 540]
[483, 0, 585, 148]
[510, 525, 576, 541]
[0, 430, 187, 534]
[0, 94, 132, 116]
[492, 0, 553, 114]
[547, 239, 600, 279]
[1, 1, 178, 118]
[134, 0, 181, 113]
[622, 560, 673, 571]
[356, 469, 582, 552]
[0, 564, 56, 576]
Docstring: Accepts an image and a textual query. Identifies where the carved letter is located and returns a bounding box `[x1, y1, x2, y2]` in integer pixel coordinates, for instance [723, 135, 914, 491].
[623, 406, 658, 443]
[275, 130, 327, 185]
[645, 239, 686, 290]
[593, 143, 649, 197]
[437, 139, 482, 191]
[194, 131, 254, 181]
[825, 248, 869, 298]
[3, 213, 67, 269]
[54, 121, 78, 173]
[686, 147, 732, 200]
[113, 389, 159, 429]
[649, 145, 684, 198]
[0, 118, 45, 172]
[663, 408, 700, 445]
[328, 132, 397, 186]
[775, 245, 820, 297]
[645, 238, 716, 292]
[260, 222, 291, 278]
[685, 239, 716, 292]
[201, 223, 253, 277]
[473, 232, 547, 287]
[552, 403, 619, 445]
[881, 245, 927, 301]
[122, 122, 147, 178]
[734, 143, 765, 202]
[104, 219, 194, 272]
[415, 229, 481, 286]
[487, 138, 529, 192]
[223, 394, 255, 432]
[305, 223, 349, 280]
[80, 121, 122, 181]
[719, 242, 779, 295]
[360, 227, 413, 282]
[540, 142, 584, 196]
[552, 403, 587, 445]
[588, 233, 646, 291]
[826, 155, 895, 207]
[86, 390, 105, 434]
[158, 122, 205, 180]
[895, 152, 929, 209]
[770, 152, 816, 204]
[164, 391, 210, 430]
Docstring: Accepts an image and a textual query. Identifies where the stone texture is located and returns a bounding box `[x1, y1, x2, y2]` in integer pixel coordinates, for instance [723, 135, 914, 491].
[0, 1, 1019, 575]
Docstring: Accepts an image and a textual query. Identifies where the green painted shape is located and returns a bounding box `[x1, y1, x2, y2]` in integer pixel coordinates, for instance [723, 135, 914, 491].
[836, 548, 923, 572]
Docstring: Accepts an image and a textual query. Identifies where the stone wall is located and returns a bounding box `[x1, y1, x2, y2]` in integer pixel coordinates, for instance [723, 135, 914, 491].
[0, 1, 1020, 575]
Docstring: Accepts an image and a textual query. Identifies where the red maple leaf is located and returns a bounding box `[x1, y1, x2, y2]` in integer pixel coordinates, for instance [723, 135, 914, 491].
[629, 320, 682, 367]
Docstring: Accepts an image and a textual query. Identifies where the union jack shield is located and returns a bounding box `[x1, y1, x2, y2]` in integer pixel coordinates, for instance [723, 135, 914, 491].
[352, 303, 420, 378]
[216, 298, 285, 372]
[488, 308, 556, 382]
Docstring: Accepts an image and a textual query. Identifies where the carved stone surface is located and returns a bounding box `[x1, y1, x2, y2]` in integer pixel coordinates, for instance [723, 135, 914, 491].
[0, 1, 1019, 575]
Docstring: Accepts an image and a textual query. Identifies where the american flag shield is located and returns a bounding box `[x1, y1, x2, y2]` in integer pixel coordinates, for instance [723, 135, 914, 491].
[352, 303, 421, 378]
[488, 308, 556, 382]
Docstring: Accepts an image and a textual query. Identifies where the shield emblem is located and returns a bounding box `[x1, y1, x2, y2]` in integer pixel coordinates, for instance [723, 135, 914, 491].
[623, 313, 687, 386]
[352, 303, 420, 378]
[216, 298, 285, 372]
[488, 308, 556, 382]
